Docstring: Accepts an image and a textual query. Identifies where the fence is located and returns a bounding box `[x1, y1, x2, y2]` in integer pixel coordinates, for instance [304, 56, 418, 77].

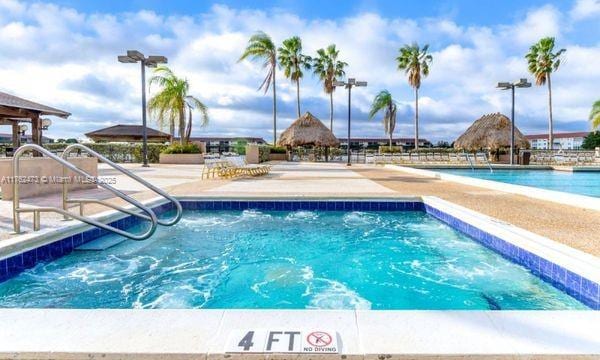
[522, 149, 600, 165]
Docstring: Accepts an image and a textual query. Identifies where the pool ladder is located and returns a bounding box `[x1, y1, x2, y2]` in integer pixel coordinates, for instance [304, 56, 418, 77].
[12, 144, 182, 240]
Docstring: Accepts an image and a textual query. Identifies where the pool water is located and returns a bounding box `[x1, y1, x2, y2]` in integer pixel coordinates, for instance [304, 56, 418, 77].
[436, 169, 600, 198]
[0, 210, 586, 310]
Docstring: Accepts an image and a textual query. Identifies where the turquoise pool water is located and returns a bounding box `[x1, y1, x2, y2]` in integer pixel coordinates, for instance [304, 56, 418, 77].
[436, 169, 600, 198]
[0, 210, 585, 310]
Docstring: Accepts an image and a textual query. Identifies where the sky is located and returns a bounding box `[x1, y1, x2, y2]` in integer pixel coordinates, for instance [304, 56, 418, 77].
[0, 0, 599, 143]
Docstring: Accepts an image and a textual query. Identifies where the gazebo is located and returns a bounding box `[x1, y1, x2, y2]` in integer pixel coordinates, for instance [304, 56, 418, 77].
[454, 113, 530, 160]
[277, 112, 339, 161]
[85, 125, 172, 143]
[0, 91, 70, 149]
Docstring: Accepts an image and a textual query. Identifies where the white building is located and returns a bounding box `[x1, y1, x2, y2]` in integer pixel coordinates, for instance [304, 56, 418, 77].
[525, 132, 589, 150]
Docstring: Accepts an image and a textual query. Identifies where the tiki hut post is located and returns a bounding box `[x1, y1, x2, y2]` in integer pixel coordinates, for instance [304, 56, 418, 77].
[454, 113, 530, 162]
[277, 112, 339, 162]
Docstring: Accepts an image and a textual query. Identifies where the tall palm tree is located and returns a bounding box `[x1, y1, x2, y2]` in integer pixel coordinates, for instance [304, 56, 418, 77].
[396, 43, 432, 150]
[313, 44, 348, 131]
[591, 100, 600, 129]
[369, 90, 397, 149]
[148, 66, 208, 144]
[239, 31, 278, 144]
[278, 36, 312, 118]
[526, 37, 566, 150]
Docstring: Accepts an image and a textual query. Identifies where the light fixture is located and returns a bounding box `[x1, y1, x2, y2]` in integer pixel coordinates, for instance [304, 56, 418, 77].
[41, 118, 52, 130]
[496, 78, 531, 165]
[118, 50, 168, 167]
[333, 77, 368, 166]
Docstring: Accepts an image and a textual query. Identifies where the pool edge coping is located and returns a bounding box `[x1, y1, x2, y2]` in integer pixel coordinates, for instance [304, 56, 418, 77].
[384, 164, 600, 211]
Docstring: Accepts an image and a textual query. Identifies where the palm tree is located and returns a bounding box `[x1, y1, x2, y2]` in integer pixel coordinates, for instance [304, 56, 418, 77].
[148, 66, 208, 144]
[591, 100, 600, 129]
[278, 36, 312, 118]
[396, 43, 432, 150]
[526, 37, 566, 150]
[239, 31, 278, 144]
[313, 44, 348, 131]
[368, 90, 397, 149]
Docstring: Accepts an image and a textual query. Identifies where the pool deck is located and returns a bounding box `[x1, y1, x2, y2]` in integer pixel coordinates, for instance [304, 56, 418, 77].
[1, 161, 599, 257]
[0, 161, 599, 359]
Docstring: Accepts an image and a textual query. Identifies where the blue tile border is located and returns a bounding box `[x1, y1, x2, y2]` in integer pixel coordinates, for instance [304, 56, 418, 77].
[0, 199, 597, 310]
[423, 204, 600, 310]
[178, 200, 423, 212]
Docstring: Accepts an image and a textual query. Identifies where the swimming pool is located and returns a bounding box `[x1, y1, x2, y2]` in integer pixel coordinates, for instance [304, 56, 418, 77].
[0, 204, 588, 310]
[435, 169, 600, 198]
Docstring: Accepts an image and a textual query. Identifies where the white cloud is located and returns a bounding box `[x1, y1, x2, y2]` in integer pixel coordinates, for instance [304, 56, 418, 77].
[508, 5, 562, 46]
[570, 0, 600, 20]
[0, 2, 597, 143]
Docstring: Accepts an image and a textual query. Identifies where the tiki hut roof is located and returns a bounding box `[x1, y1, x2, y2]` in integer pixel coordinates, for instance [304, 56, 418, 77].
[277, 112, 339, 147]
[454, 113, 530, 151]
[85, 125, 172, 143]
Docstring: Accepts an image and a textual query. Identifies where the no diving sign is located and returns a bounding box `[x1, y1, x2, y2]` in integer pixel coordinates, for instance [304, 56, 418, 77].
[226, 329, 339, 353]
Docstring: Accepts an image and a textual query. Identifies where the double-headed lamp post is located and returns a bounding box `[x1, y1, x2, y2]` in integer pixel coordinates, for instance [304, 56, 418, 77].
[496, 78, 531, 165]
[118, 50, 168, 167]
[333, 78, 367, 166]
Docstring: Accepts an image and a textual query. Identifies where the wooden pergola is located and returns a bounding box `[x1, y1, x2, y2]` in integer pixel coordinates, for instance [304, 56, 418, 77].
[0, 91, 70, 149]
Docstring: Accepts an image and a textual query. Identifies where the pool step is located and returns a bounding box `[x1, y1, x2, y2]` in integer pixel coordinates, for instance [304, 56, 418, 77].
[75, 236, 126, 251]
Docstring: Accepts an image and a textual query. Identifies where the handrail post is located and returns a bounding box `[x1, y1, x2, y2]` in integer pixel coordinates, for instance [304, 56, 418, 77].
[62, 158, 70, 220]
[12, 152, 21, 234]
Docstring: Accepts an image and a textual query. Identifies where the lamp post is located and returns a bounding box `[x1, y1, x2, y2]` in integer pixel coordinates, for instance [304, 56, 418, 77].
[333, 78, 367, 166]
[497, 78, 531, 165]
[118, 50, 168, 167]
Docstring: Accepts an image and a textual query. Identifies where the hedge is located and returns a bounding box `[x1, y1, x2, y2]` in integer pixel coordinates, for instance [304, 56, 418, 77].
[31, 143, 169, 163]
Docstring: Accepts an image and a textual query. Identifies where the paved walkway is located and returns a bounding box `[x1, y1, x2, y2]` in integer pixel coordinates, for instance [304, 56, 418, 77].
[354, 166, 600, 257]
[1, 162, 598, 257]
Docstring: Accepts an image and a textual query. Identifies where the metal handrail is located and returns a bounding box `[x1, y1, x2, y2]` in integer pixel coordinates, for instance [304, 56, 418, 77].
[463, 152, 475, 170]
[12, 144, 158, 240]
[476, 152, 494, 173]
[61, 144, 182, 226]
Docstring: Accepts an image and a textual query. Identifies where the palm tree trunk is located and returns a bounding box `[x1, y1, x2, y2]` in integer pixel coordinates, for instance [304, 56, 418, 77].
[272, 66, 277, 145]
[179, 108, 185, 145]
[329, 92, 334, 131]
[296, 79, 301, 118]
[169, 121, 175, 140]
[184, 108, 192, 144]
[389, 133, 393, 150]
[415, 87, 419, 150]
[547, 73, 553, 150]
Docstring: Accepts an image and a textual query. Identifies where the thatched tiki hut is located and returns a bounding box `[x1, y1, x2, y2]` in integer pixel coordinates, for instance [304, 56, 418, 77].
[454, 113, 530, 161]
[277, 112, 339, 161]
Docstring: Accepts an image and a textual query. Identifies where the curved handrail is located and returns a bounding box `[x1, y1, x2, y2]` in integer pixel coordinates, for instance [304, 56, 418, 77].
[12, 144, 158, 240]
[62, 144, 182, 226]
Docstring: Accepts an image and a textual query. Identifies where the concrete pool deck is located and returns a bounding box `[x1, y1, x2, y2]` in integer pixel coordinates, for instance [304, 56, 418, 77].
[0, 161, 599, 359]
[1, 161, 599, 257]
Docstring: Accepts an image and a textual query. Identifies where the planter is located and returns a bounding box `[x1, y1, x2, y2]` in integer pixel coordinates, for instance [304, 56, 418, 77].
[159, 153, 204, 164]
[269, 153, 287, 161]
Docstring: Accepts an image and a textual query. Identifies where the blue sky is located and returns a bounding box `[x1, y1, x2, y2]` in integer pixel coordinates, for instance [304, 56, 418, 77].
[2, 0, 600, 143]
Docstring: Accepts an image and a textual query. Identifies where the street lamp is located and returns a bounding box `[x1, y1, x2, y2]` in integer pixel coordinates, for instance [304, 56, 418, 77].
[118, 50, 168, 167]
[497, 78, 531, 165]
[333, 78, 367, 166]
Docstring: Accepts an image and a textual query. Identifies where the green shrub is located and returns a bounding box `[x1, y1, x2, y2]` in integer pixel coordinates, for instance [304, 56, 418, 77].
[582, 131, 600, 150]
[160, 143, 202, 154]
[378, 146, 403, 154]
[270, 146, 287, 154]
[257, 145, 271, 163]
